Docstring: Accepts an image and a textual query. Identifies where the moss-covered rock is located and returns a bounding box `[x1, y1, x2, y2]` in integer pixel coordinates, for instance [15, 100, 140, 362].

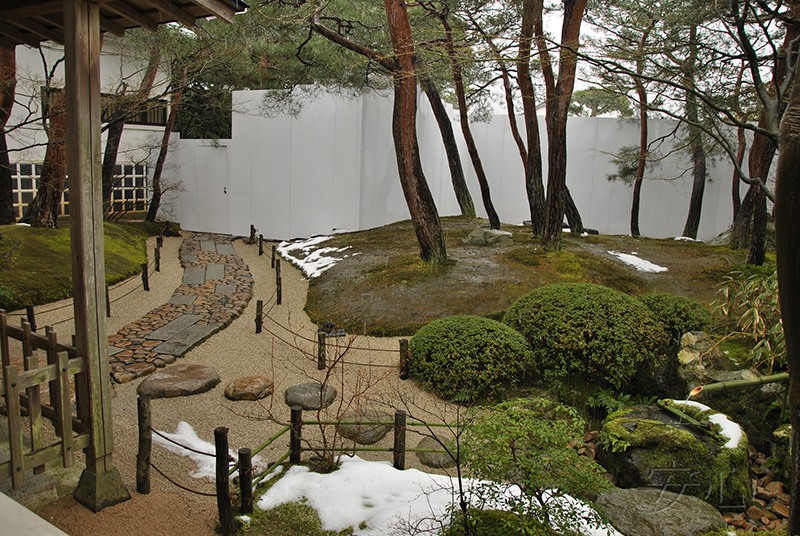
[598, 402, 751, 510]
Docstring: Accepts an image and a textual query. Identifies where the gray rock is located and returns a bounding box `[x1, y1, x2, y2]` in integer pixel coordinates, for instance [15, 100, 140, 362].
[415, 436, 456, 469]
[284, 382, 337, 410]
[137, 363, 220, 399]
[336, 410, 392, 445]
[677, 331, 739, 389]
[462, 228, 513, 247]
[125, 362, 156, 378]
[225, 376, 274, 401]
[595, 487, 726, 536]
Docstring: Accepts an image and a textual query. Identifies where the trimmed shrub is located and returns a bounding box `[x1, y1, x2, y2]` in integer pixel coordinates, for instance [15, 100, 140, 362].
[503, 283, 669, 389]
[638, 293, 712, 343]
[408, 315, 534, 403]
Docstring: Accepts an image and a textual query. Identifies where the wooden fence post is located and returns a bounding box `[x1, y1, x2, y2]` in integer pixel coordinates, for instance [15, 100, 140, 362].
[258, 235, 264, 256]
[238, 447, 253, 514]
[276, 276, 282, 306]
[271, 245, 276, 268]
[249, 225, 256, 245]
[215, 427, 234, 536]
[155, 245, 161, 272]
[25, 304, 36, 332]
[141, 263, 150, 291]
[137, 396, 151, 494]
[105, 284, 110, 317]
[399, 339, 410, 380]
[275, 258, 281, 278]
[317, 331, 326, 370]
[290, 406, 302, 464]
[255, 300, 263, 334]
[393, 410, 407, 470]
[157, 235, 164, 248]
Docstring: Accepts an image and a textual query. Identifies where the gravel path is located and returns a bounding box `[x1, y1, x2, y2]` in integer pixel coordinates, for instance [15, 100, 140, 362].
[32, 232, 457, 536]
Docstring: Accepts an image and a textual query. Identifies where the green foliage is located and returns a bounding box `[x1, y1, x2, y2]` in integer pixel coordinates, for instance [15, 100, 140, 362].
[570, 88, 634, 118]
[442, 509, 563, 536]
[503, 283, 669, 389]
[461, 399, 614, 532]
[711, 269, 784, 372]
[408, 315, 534, 403]
[236, 500, 353, 536]
[637, 293, 711, 343]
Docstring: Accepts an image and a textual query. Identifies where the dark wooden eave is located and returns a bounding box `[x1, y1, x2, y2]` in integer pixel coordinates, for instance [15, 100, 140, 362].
[0, 0, 248, 48]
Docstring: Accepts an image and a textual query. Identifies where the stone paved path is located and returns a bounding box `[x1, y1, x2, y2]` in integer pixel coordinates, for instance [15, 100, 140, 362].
[108, 233, 254, 383]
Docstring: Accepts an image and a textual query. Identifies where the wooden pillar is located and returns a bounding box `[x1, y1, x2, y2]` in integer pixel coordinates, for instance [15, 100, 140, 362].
[65, 0, 130, 512]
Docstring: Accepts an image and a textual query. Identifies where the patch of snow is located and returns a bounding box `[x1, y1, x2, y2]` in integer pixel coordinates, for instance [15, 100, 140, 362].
[581, 232, 589, 237]
[607, 251, 668, 273]
[277, 236, 357, 278]
[671, 401, 744, 449]
[15, 222, 30, 227]
[674, 236, 702, 242]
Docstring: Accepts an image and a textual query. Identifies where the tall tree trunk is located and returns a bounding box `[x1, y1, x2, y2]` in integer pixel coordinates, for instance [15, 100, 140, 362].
[731, 184, 755, 248]
[631, 23, 653, 237]
[774, 45, 800, 535]
[564, 188, 584, 233]
[101, 119, 124, 215]
[0, 45, 15, 224]
[681, 25, 706, 240]
[732, 126, 746, 221]
[146, 71, 185, 222]
[418, 72, 475, 218]
[518, 0, 546, 236]
[27, 89, 67, 228]
[384, 0, 446, 263]
[441, 16, 500, 229]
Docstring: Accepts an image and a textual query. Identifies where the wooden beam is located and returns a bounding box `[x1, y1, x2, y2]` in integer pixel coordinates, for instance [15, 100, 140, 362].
[0, 36, 16, 49]
[0, 1, 62, 19]
[99, 15, 126, 37]
[189, 0, 234, 23]
[0, 21, 43, 48]
[138, 0, 196, 27]
[9, 18, 65, 44]
[103, 1, 159, 32]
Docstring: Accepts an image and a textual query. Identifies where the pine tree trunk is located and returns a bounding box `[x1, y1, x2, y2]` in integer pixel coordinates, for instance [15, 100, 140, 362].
[732, 126, 746, 221]
[27, 89, 67, 228]
[146, 73, 184, 222]
[731, 185, 755, 248]
[681, 140, 707, 239]
[384, 0, 446, 263]
[418, 73, 475, 218]
[0, 45, 15, 225]
[564, 188, 583, 234]
[102, 119, 124, 216]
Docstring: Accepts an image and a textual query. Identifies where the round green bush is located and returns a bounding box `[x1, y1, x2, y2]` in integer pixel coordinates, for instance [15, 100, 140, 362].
[637, 293, 711, 343]
[408, 315, 534, 403]
[502, 283, 669, 389]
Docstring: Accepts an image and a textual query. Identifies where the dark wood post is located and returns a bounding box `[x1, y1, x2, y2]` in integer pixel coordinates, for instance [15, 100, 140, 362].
[275, 258, 281, 278]
[255, 300, 263, 334]
[249, 224, 255, 245]
[105, 284, 110, 317]
[141, 263, 149, 291]
[258, 235, 263, 256]
[271, 245, 276, 268]
[238, 447, 253, 514]
[157, 235, 163, 248]
[25, 304, 36, 332]
[393, 410, 407, 470]
[317, 331, 326, 370]
[290, 406, 302, 464]
[276, 276, 282, 306]
[136, 396, 151, 494]
[155, 245, 161, 272]
[399, 339, 410, 379]
[215, 427, 234, 536]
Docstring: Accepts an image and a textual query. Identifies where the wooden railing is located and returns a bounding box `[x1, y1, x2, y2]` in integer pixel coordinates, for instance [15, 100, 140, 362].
[0, 311, 91, 489]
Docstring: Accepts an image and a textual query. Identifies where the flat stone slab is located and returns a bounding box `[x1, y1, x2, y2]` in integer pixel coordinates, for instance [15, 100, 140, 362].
[152, 324, 217, 355]
[225, 376, 274, 401]
[205, 264, 225, 280]
[200, 241, 216, 251]
[108, 346, 123, 356]
[137, 363, 221, 399]
[180, 254, 198, 263]
[285, 382, 337, 410]
[145, 314, 202, 340]
[216, 244, 236, 255]
[215, 284, 237, 294]
[168, 294, 197, 305]
[336, 410, 392, 445]
[182, 267, 205, 285]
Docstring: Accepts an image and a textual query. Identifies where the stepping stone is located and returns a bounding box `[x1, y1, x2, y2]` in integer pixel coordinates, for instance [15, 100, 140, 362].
[108, 346, 123, 356]
[152, 324, 217, 355]
[180, 254, 198, 263]
[224, 376, 274, 401]
[137, 363, 220, 399]
[201, 241, 216, 251]
[336, 410, 393, 445]
[168, 294, 197, 305]
[216, 244, 236, 255]
[284, 382, 337, 410]
[215, 284, 237, 294]
[205, 264, 225, 280]
[415, 436, 456, 469]
[145, 315, 202, 340]
[125, 362, 156, 378]
[183, 267, 205, 285]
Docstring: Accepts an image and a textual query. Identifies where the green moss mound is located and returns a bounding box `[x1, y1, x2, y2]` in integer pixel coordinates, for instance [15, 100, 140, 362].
[503, 283, 669, 389]
[408, 315, 534, 403]
[638, 293, 711, 343]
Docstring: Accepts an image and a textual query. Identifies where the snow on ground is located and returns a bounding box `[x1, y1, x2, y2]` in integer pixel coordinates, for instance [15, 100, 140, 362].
[155, 423, 620, 536]
[277, 236, 359, 278]
[607, 251, 668, 273]
[671, 400, 745, 449]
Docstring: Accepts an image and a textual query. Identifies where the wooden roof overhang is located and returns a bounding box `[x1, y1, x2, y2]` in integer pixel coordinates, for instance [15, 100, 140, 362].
[0, 0, 247, 48]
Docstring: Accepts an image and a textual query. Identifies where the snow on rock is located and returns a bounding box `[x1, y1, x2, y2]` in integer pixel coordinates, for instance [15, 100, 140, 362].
[277, 236, 358, 278]
[672, 400, 745, 449]
[607, 251, 668, 273]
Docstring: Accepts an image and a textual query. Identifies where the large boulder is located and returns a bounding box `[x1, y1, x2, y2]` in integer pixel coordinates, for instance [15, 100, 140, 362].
[284, 382, 336, 410]
[224, 376, 274, 401]
[137, 363, 220, 399]
[598, 401, 751, 510]
[463, 229, 513, 247]
[336, 410, 392, 445]
[415, 436, 456, 469]
[595, 487, 727, 536]
[677, 331, 740, 389]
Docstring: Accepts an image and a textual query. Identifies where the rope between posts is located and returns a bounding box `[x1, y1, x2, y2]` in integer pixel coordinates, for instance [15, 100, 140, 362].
[150, 427, 234, 462]
[149, 461, 217, 497]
